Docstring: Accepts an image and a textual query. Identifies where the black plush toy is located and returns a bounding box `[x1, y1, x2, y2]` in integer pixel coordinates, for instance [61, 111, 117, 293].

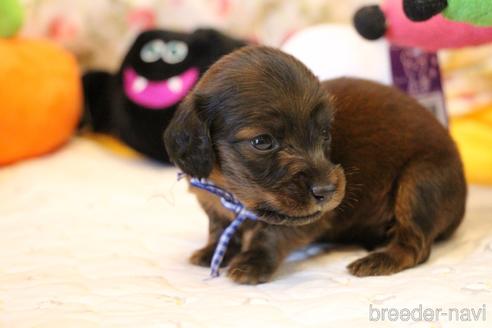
[82, 28, 246, 163]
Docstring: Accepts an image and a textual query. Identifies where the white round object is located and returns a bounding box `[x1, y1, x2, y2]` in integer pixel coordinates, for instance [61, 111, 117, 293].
[282, 24, 391, 85]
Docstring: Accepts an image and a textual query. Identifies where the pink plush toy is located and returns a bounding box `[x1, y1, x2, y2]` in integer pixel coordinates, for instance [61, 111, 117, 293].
[354, 0, 492, 51]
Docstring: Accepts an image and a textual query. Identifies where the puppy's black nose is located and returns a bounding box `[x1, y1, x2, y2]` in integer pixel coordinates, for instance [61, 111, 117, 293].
[311, 184, 336, 203]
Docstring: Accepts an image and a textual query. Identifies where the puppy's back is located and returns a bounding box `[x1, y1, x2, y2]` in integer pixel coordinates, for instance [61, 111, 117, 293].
[322, 77, 456, 166]
[322, 77, 466, 244]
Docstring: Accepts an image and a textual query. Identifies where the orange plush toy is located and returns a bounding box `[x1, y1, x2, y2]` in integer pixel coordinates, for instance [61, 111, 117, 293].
[0, 0, 81, 165]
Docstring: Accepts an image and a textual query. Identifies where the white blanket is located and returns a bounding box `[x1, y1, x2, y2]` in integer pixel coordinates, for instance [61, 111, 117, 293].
[1, 138, 491, 328]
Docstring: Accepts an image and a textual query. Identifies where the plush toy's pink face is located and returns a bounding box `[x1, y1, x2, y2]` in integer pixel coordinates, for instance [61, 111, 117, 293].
[382, 0, 492, 51]
[123, 66, 199, 109]
[354, 0, 492, 51]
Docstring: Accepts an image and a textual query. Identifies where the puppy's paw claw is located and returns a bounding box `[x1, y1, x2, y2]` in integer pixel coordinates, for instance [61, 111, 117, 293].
[227, 250, 276, 285]
[347, 251, 405, 277]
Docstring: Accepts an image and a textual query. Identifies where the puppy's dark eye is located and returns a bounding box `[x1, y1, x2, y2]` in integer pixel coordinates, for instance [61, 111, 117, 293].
[251, 134, 276, 151]
[321, 129, 331, 142]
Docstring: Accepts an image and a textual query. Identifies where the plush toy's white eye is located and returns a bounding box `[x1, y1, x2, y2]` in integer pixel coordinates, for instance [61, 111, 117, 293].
[162, 40, 188, 64]
[140, 39, 165, 63]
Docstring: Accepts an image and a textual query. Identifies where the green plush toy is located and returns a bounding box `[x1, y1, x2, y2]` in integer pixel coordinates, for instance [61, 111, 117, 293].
[404, 0, 492, 26]
[0, 0, 24, 37]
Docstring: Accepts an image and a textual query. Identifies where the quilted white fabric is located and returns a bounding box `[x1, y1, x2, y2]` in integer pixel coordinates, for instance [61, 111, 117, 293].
[1, 138, 491, 328]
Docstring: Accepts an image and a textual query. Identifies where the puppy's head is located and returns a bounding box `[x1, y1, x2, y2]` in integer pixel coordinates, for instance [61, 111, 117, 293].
[165, 46, 345, 225]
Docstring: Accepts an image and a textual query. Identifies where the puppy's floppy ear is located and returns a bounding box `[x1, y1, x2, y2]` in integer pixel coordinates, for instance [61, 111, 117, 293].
[164, 94, 215, 178]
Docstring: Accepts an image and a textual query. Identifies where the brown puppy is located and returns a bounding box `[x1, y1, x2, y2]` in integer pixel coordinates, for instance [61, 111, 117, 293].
[164, 46, 467, 284]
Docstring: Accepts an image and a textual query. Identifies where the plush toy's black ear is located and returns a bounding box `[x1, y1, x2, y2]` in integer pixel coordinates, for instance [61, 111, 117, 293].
[353, 5, 387, 41]
[189, 28, 247, 58]
[403, 0, 448, 22]
[164, 94, 215, 178]
[80, 71, 114, 131]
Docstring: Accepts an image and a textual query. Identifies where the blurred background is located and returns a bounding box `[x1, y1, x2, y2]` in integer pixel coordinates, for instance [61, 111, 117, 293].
[22, 0, 372, 70]
[19, 0, 492, 116]
[2, 0, 492, 183]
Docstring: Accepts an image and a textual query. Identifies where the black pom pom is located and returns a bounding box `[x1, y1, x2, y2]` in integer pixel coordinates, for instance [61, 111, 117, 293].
[403, 0, 448, 22]
[353, 5, 387, 41]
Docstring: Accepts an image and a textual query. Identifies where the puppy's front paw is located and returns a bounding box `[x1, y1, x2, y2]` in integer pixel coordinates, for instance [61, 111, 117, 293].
[190, 244, 216, 267]
[190, 243, 240, 268]
[347, 251, 405, 277]
[227, 250, 277, 285]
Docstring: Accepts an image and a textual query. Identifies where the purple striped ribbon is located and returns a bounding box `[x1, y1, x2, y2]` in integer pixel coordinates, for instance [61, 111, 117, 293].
[178, 174, 257, 277]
